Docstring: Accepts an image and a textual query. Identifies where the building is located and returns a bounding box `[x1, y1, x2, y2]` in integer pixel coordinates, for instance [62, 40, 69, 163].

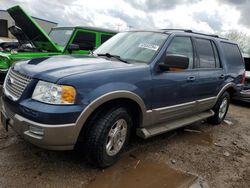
[0, 9, 57, 39]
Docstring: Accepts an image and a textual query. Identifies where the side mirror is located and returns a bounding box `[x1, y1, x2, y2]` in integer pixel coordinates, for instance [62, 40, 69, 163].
[67, 44, 80, 54]
[159, 54, 189, 71]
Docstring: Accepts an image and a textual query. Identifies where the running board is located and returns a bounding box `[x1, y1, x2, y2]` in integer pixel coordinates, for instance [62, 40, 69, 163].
[137, 110, 214, 139]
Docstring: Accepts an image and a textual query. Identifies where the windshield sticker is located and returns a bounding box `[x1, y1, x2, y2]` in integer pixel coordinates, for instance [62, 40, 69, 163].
[138, 43, 159, 51]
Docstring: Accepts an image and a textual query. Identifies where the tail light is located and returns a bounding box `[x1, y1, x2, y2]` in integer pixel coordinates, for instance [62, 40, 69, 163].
[242, 70, 246, 84]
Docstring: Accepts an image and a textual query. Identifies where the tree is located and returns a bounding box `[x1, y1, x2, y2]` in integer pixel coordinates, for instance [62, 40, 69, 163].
[224, 30, 250, 55]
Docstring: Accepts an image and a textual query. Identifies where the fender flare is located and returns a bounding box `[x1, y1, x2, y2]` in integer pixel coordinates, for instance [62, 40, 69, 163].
[72, 90, 147, 143]
[216, 83, 235, 100]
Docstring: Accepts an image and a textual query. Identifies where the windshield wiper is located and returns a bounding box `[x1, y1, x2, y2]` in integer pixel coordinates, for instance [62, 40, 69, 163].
[97, 53, 129, 64]
[89, 50, 94, 56]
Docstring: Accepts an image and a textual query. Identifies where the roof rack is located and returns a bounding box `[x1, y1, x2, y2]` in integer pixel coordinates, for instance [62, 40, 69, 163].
[161, 29, 227, 39]
[161, 29, 193, 32]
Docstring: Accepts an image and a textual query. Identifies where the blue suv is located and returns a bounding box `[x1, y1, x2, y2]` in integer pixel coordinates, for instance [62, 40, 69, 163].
[1, 30, 245, 167]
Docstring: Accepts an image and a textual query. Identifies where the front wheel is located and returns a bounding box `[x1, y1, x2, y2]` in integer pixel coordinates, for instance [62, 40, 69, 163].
[86, 107, 132, 168]
[208, 91, 230, 125]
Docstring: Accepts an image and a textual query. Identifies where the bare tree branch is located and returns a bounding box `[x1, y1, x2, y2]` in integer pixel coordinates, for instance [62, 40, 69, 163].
[224, 30, 250, 55]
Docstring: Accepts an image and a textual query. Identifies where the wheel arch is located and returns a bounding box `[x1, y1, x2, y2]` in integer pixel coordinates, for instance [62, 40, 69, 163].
[216, 83, 235, 100]
[74, 91, 147, 144]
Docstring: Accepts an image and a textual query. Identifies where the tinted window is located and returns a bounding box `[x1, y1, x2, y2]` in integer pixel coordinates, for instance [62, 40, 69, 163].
[101, 34, 113, 44]
[49, 29, 73, 47]
[196, 38, 216, 68]
[166, 37, 194, 69]
[72, 31, 96, 50]
[0, 19, 8, 37]
[221, 42, 244, 68]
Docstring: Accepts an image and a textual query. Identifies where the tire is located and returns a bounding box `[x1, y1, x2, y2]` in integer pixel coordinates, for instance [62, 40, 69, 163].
[208, 91, 230, 125]
[85, 107, 132, 168]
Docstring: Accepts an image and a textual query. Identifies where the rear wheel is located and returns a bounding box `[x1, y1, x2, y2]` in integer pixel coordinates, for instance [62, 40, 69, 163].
[208, 91, 230, 125]
[85, 107, 132, 168]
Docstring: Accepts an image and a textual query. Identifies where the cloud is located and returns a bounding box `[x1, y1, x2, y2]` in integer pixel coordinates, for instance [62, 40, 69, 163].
[107, 9, 156, 29]
[220, 0, 246, 5]
[31, 0, 94, 26]
[220, 0, 250, 27]
[1, 0, 250, 35]
[192, 12, 223, 31]
[126, 0, 200, 12]
[1, 0, 80, 25]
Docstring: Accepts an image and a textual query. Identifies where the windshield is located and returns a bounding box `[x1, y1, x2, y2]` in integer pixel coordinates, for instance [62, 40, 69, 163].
[94, 32, 168, 63]
[49, 28, 74, 48]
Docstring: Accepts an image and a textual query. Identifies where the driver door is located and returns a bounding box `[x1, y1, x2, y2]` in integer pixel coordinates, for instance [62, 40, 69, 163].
[152, 36, 199, 123]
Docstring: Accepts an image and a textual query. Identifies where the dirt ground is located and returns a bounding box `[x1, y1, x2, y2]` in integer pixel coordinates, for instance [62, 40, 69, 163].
[0, 101, 249, 188]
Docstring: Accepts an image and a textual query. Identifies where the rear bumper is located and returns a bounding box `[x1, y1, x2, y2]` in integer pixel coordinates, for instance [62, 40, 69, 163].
[1, 98, 78, 150]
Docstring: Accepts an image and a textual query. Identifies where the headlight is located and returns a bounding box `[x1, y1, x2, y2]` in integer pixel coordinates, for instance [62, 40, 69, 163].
[32, 81, 76, 105]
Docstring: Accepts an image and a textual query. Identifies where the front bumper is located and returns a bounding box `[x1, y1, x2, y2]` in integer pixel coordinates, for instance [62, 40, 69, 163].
[1, 98, 79, 150]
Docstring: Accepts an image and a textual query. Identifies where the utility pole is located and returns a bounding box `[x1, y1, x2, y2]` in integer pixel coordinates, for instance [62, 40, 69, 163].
[128, 25, 134, 30]
[117, 23, 122, 31]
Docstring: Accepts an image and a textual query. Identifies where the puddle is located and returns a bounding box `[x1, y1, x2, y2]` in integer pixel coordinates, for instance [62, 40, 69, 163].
[182, 131, 213, 146]
[86, 153, 197, 188]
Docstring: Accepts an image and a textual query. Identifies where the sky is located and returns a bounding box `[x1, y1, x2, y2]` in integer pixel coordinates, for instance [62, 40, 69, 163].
[1, 0, 250, 35]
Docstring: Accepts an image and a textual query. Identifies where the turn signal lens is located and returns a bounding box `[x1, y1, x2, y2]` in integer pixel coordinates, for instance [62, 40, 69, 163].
[61, 86, 76, 104]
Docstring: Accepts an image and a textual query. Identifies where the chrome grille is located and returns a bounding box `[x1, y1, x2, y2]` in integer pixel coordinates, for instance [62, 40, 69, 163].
[4, 68, 31, 100]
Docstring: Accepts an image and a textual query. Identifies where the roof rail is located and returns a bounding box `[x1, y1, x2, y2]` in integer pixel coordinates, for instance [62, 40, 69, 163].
[161, 29, 227, 39]
[185, 30, 219, 38]
[161, 29, 193, 32]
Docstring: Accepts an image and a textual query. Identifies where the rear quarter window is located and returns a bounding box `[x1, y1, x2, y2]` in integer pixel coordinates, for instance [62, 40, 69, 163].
[221, 42, 244, 68]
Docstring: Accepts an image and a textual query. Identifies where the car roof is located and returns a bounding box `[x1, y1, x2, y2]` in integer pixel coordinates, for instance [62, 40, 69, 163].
[52, 26, 117, 34]
[124, 29, 233, 43]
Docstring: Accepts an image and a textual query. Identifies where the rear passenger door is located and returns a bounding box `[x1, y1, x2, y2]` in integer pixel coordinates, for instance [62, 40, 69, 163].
[194, 38, 225, 111]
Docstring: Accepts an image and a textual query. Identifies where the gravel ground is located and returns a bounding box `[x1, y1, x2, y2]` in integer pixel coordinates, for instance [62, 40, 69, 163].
[0, 102, 249, 188]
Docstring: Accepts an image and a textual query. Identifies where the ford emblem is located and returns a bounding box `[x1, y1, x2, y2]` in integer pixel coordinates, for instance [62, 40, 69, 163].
[7, 77, 15, 85]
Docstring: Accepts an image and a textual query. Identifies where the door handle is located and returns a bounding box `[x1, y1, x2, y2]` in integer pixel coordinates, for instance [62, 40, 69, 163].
[219, 74, 225, 79]
[187, 76, 196, 81]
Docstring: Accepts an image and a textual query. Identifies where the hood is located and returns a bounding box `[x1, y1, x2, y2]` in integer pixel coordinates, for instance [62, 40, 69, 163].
[13, 55, 136, 82]
[7, 6, 60, 52]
